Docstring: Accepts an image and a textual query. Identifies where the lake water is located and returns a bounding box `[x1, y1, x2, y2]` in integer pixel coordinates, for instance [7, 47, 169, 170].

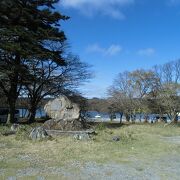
[18, 109, 179, 123]
[18, 108, 46, 118]
[84, 111, 180, 123]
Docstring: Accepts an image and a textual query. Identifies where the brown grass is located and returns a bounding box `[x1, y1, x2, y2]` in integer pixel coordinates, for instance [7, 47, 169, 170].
[0, 122, 179, 178]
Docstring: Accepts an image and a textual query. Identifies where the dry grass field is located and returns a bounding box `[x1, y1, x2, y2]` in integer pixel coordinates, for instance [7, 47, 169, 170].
[0, 122, 180, 179]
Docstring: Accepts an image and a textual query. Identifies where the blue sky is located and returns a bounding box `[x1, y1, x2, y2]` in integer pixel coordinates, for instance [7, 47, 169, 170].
[56, 0, 180, 98]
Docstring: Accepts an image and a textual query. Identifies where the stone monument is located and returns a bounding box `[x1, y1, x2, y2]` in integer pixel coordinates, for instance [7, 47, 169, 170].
[44, 95, 80, 121]
[43, 95, 83, 131]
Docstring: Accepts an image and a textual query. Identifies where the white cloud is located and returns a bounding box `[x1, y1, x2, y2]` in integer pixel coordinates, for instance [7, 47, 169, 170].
[86, 44, 122, 56]
[86, 44, 105, 54]
[61, 0, 134, 19]
[106, 44, 123, 55]
[137, 48, 155, 56]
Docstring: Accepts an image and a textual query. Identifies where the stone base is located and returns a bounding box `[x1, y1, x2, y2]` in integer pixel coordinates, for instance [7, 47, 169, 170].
[43, 119, 84, 131]
[29, 127, 49, 140]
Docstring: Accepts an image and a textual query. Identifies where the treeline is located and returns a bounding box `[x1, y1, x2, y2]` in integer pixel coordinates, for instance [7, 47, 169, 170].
[0, 0, 91, 124]
[88, 60, 180, 123]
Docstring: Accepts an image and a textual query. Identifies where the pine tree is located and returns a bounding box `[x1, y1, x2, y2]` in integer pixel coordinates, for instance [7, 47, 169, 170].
[0, 0, 69, 123]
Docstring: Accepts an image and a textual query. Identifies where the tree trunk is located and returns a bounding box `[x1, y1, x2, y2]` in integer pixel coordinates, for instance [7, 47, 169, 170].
[172, 114, 178, 123]
[28, 105, 37, 124]
[5, 55, 20, 124]
[125, 114, 130, 122]
[131, 114, 136, 123]
[144, 115, 149, 123]
[139, 114, 142, 122]
[119, 112, 123, 124]
[6, 98, 17, 124]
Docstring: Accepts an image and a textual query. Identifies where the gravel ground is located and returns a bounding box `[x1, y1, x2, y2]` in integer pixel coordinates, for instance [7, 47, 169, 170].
[1, 136, 180, 180]
[1, 155, 180, 180]
[162, 136, 180, 144]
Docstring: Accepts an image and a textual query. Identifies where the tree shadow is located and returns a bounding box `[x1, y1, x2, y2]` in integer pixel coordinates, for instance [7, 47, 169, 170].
[87, 121, 129, 129]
